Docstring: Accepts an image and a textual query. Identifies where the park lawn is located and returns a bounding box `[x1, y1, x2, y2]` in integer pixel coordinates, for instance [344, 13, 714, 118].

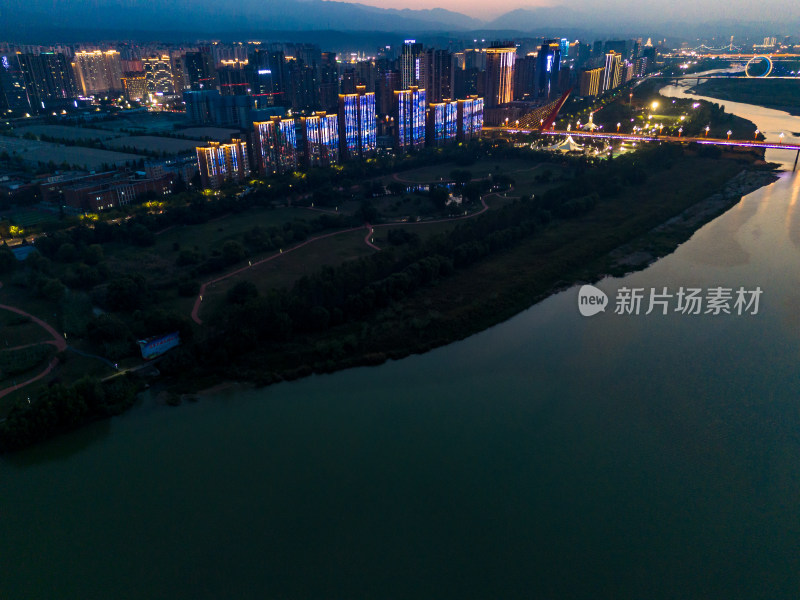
[199, 228, 375, 316]
[386, 158, 538, 184]
[0, 317, 53, 348]
[151, 206, 323, 253]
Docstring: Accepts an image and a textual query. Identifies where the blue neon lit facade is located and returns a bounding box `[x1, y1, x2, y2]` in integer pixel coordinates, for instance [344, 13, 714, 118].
[303, 112, 339, 167]
[427, 100, 458, 147]
[338, 85, 376, 160]
[254, 118, 297, 175]
[395, 86, 426, 150]
[457, 96, 484, 142]
[196, 139, 250, 188]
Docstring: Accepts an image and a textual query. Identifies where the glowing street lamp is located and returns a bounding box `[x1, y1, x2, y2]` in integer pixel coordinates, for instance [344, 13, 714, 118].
[678, 127, 683, 137]
[629, 92, 633, 105]
[705, 125, 710, 137]
[617, 122, 621, 132]
[727, 130, 732, 140]
[754, 129, 759, 140]
[779, 132, 785, 143]
[658, 123, 663, 134]
[651, 101, 659, 111]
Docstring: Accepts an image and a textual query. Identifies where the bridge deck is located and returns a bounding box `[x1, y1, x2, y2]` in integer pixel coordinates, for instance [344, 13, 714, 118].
[485, 128, 800, 151]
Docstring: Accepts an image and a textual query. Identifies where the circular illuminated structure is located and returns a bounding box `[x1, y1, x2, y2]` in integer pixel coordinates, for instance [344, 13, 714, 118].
[745, 55, 773, 78]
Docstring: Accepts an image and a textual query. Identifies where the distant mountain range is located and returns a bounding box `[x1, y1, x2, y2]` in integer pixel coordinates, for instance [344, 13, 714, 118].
[0, 0, 797, 42]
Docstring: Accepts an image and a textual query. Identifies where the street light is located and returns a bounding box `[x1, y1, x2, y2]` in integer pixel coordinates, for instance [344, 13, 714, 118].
[658, 123, 663, 134]
[617, 122, 621, 132]
[678, 127, 683, 137]
[651, 101, 659, 111]
[727, 130, 732, 140]
[705, 125, 710, 137]
[754, 129, 759, 140]
[779, 132, 785, 143]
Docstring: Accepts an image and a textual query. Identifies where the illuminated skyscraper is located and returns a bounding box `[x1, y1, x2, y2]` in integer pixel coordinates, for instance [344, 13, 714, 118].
[185, 50, 218, 91]
[253, 117, 298, 175]
[121, 72, 148, 101]
[142, 55, 174, 95]
[457, 96, 483, 142]
[536, 40, 560, 98]
[16, 52, 76, 111]
[394, 86, 426, 150]
[300, 111, 339, 167]
[401, 40, 423, 89]
[338, 85, 376, 160]
[579, 67, 604, 97]
[72, 50, 123, 95]
[602, 51, 622, 92]
[196, 139, 250, 189]
[426, 99, 458, 147]
[0, 54, 30, 115]
[484, 42, 516, 109]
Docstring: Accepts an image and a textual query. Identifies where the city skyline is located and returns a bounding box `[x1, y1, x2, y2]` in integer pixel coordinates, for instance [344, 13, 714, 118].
[2, 0, 800, 41]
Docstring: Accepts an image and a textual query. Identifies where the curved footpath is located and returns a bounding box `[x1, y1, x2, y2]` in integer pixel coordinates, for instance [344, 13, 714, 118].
[0, 302, 67, 400]
[191, 192, 498, 325]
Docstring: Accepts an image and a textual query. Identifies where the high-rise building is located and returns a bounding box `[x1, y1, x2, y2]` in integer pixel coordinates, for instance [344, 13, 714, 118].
[319, 52, 339, 112]
[0, 54, 30, 114]
[16, 52, 76, 111]
[426, 99, 458, 147]
[300, 111, 339, 167]
[536, 40, 560, 98]
[72, 50, 123, 96]
[253, 117, 298, 175]
[142, 55, 174, 95]
[338, 85, 376, 160]
[602, 51, 622, 92]
[184, 50, 218, 91]
[217, 61, 249, 96]
[377, 69, 400, 117]
[170, 54, 188, 92]
[287, 58, 319, 113]
[394, 86, 426, 150]
[579, 67, 604, 97]
[400, 40, 424, 89]
[485, 42, 516, 109]
[426, 49, 453, 104]
[196, 139, 250, 189]
[121, 72, 148, 101]
[456, 96, 483, 142]
[513, 54, 536, 101]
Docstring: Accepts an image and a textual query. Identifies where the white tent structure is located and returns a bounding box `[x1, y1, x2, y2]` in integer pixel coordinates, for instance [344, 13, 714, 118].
[544, 135, 584, 153]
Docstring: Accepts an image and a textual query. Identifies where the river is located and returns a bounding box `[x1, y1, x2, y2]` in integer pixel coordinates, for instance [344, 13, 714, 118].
[2, 82, 800, 599]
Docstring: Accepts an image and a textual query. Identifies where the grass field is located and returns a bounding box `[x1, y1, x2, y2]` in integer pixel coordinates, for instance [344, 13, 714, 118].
[200, 228, 375, 315]
[177, 127, 240, 141]
[0, 137, 140, 169]
[387, 158, 542, 184]
[10, 209, 58, 227]
[691, 78, 800, 117]
[151, 206, 323, 254]
[105, 135, 205, 155]
[14, 124, 121, 141]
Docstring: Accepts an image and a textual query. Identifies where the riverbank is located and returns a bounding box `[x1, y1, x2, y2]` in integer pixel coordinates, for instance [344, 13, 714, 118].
[689, 79, 800, 117]
[201, 149, 776, 389]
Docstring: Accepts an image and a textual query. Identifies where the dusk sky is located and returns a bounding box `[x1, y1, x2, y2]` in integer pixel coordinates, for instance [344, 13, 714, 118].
[340, 0, 800, 22]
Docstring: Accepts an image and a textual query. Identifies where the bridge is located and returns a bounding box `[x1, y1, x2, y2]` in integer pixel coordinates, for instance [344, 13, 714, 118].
[485, 127, 800, 170]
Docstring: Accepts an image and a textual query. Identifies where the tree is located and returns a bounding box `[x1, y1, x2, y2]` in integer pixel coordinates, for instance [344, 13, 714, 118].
[221, 240, 246, 265]
[227, 281, 259, 305]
